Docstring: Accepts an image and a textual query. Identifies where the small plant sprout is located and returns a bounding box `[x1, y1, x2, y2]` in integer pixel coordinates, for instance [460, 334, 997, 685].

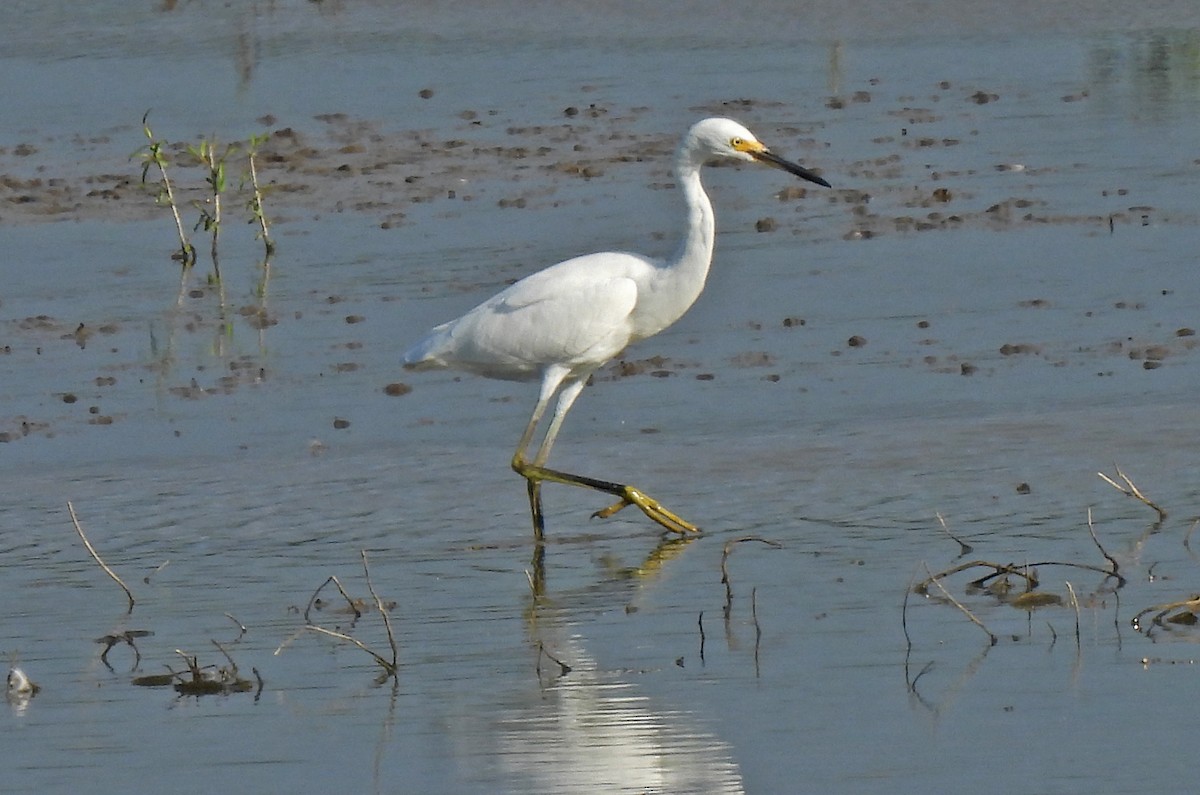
[244, 133, 276, 259]
[136, 112, 197, 302]
[188, 135, 236, 305]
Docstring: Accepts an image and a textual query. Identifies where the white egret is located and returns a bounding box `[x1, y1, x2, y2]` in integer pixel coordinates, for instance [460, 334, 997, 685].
[404, 117, 830, 538]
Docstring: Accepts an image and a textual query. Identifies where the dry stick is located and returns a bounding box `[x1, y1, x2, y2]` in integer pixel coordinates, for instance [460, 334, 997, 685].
[1097, 466, 1167, 521]
[303, 575, 361, 623]
[922, 563, 997, 645]
[720, 536, 783, 606]
[303, 624, 396, 672]
[1086, 507, 1120, 578]
[67, 501, 134, 613]
[936, 512, 973, 557]
[360, 551, 398, 672]
[290, 557, 398, 676]
[1065, 581, 1081, 649]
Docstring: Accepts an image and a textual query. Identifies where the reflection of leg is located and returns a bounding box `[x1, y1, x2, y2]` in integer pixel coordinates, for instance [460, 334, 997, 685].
[527, 479, 546, 541]
[528, 540, 546, 599]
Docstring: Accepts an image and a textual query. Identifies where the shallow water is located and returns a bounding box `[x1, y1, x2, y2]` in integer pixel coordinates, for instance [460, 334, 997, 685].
[3, 2, 1200, 793]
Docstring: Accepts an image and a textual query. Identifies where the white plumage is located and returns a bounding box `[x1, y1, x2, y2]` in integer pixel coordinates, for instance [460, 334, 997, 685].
[405, 117, 829, 537]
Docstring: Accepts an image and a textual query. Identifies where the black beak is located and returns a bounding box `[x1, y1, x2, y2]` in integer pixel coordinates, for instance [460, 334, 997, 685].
[752, 149, 830, 188]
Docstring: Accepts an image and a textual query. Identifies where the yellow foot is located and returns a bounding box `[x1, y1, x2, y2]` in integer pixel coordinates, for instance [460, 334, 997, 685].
[593, 487, 701, 535]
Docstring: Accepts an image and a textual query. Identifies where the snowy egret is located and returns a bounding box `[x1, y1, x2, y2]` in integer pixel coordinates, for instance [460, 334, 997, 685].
[404, 117, 830, 537]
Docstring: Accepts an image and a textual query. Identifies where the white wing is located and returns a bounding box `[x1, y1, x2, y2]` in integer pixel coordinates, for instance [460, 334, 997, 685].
[405, 252, 655, 381]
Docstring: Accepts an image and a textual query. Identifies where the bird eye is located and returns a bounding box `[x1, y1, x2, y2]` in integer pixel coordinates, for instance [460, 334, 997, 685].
[730, 137, 743, 148]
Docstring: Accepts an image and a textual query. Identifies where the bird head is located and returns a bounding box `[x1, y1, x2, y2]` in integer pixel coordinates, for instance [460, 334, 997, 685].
[685, 117, 830, 188]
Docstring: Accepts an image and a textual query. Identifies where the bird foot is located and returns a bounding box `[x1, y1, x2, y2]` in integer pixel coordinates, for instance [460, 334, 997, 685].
[593, 487, 701, 535]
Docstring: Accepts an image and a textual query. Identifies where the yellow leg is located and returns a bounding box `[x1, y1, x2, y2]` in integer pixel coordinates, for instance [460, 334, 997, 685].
[512, 367, 700, 535]
[515, 460, 700, 535]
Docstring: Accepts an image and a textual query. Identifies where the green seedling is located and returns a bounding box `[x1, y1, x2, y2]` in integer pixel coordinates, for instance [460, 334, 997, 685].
[135, 112, 197, 302]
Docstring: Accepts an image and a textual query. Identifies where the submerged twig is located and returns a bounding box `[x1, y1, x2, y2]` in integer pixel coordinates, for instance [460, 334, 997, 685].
[67, 500, 134, 613]
[1097, 465, 1167, 522]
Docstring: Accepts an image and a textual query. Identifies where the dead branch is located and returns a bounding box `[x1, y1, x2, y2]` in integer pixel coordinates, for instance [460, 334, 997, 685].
[68, 500, 134, 613]
[1097, 465, 1167, 522]
[360, 551, 398, 673]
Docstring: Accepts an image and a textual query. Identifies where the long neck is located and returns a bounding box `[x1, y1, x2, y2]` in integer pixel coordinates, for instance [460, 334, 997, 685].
[668, 157, 715, 283]
[642, 156, 714, 330]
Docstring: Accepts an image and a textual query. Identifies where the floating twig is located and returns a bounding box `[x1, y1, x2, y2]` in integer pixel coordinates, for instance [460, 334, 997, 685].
[1097, 465, 1167, 522]
[67, 500, 134, 613]
[698, 611, 706, 665]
